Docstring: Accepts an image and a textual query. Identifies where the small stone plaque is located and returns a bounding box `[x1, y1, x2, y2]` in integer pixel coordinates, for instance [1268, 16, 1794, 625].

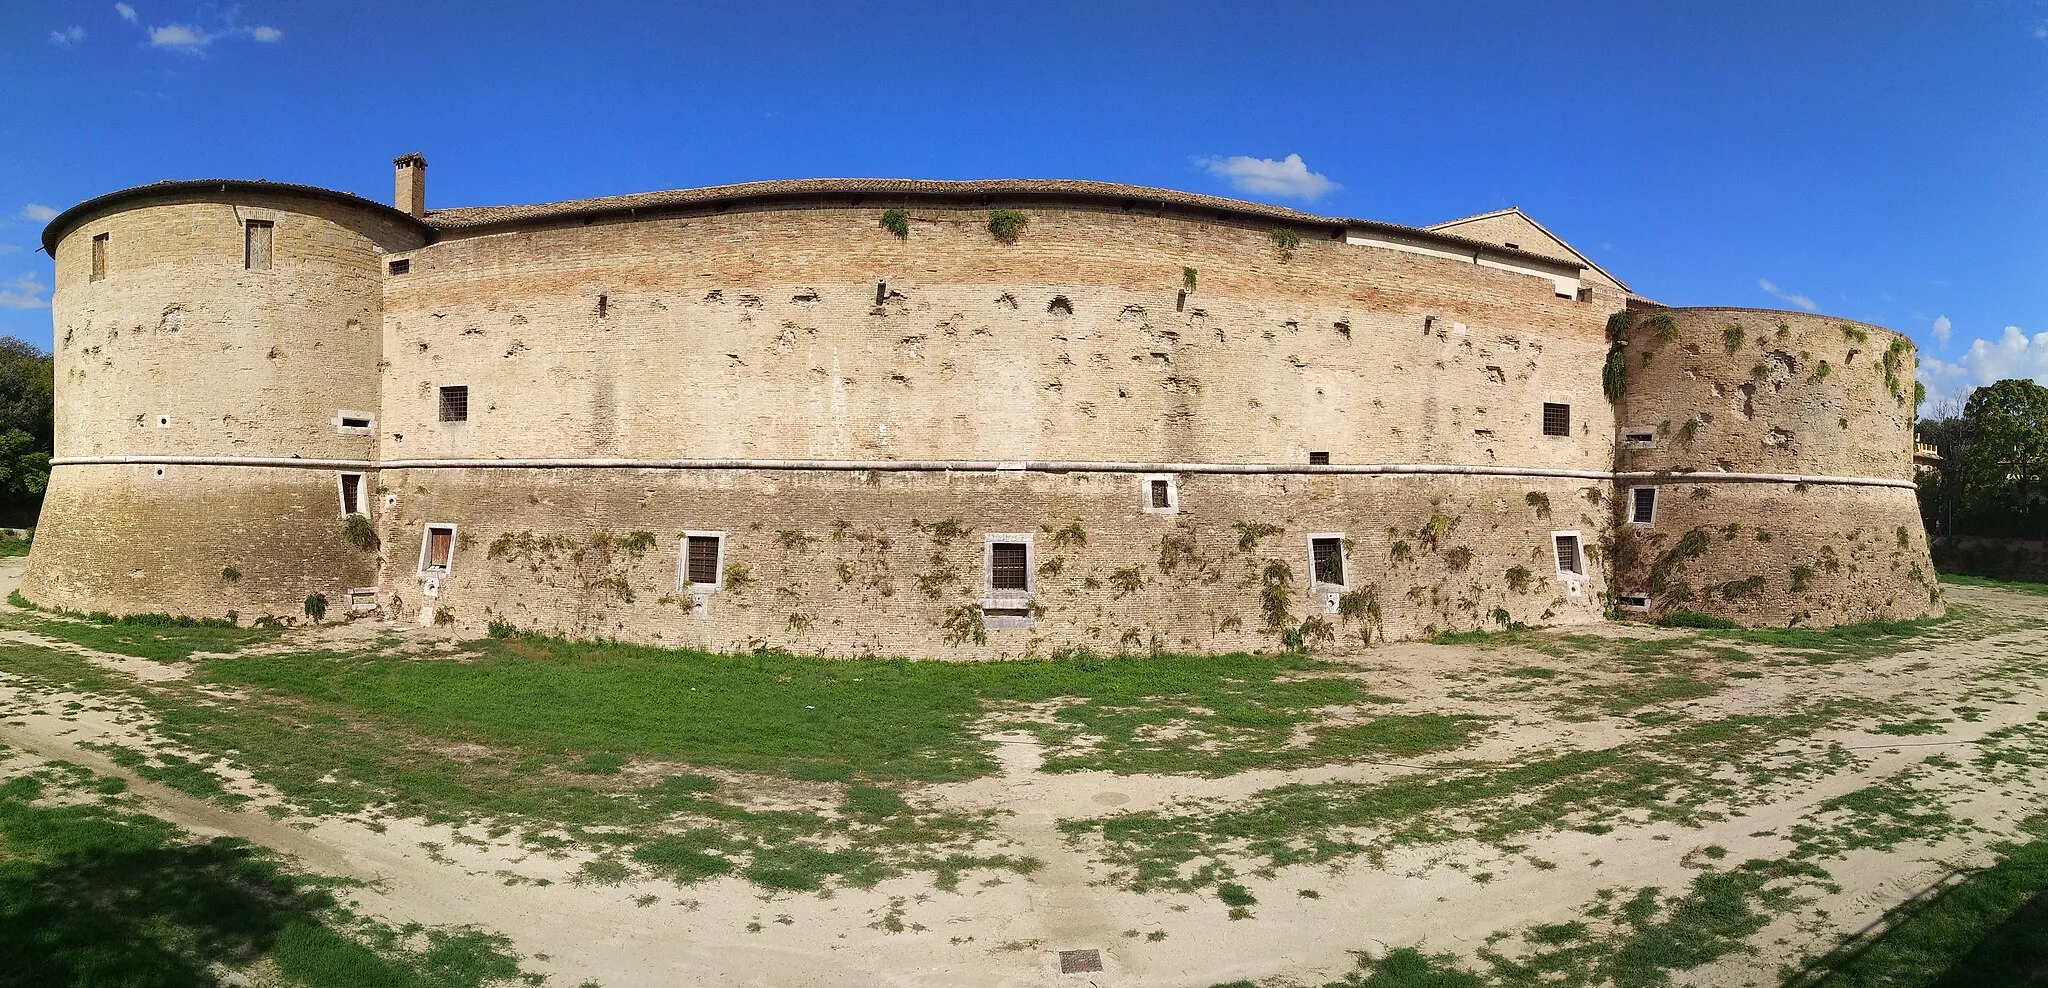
[1059, 948, 1103, 974]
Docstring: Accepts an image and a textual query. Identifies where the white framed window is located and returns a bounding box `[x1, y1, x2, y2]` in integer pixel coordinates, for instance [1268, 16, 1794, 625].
[1628, 486, 1657, 526]
[1140, 474, 1179, 514]
[1551, 530, 1585, 580]
[418, 523, 457, 575]
[982, 533, 1036, 629]
[1307, 533, 1348, 589]
[335, 410, 376, 436]
[1620, 426, 1657, 450]
[338, 473, 367, 518]
[680, 531, 725, 591]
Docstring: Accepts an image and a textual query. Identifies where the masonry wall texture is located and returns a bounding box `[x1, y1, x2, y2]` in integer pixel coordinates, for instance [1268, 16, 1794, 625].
[21, 172, 1939, 653]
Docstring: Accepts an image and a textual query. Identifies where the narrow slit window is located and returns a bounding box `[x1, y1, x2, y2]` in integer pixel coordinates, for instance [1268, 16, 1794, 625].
[90, 233, 109, 281]
[420, 524, 456, 574]
[1149, 479, 1171, 508]
[1542, 403, 1571, 437]
[1308, 451, 1331, 465]
[683, 533, 723, 588]
[1630, 487, 1657, 525]
[438, 386, 469, 423]
[1553, 533, 1583, 576]
[338, 473, 365, 517]
[244, 219, 274, 271]
[1618, 593, 1650, 610]
[1310, 536, 1346, 587]
[989, 542, 1029, 591]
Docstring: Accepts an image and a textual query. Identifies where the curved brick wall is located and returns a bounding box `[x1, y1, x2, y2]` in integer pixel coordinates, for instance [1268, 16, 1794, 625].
[1607, 307, 1936, 626]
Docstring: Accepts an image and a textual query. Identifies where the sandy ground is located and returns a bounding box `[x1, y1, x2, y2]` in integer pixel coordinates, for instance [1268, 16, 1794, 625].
[1, 554, 2043, 988]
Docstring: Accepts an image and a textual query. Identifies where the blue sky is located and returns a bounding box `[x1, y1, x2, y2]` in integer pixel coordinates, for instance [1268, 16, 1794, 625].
[3, 0, 2045, 411]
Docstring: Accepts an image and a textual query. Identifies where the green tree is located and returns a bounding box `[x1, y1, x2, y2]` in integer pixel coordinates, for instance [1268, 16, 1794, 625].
[0, 339, 52, 526]
[1963, 378, 2048, 527]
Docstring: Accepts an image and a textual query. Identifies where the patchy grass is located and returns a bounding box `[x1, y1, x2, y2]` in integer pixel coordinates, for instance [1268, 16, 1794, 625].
[0, 755, 531, 988]
[1, 593, 279, 661]
[1788, 817, 2048, 988]
[0, 531, 30, 557]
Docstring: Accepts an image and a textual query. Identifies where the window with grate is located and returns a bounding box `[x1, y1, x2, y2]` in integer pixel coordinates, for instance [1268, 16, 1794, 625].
[388, 258, 411, 275]
[1150, 479, 1171, 509]
[245, 220, 273, 271]
[990, 542, 1029, 591]
[1554, 534, 1582, 575]
[684, 535, 721, 586]
[1311, 536, 1346, 586]
[1309, 451, 1331, 465]
[1542, 403, 1571, 436]
[1630, 487, 1657, 524]
[438, 386, 469, 423]
[421, 525, 455, 573]
[338, 473, 365, 517]
[91, 233, 109, 281]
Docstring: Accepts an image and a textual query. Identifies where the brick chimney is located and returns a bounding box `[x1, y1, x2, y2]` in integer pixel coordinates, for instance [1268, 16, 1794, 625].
[393, 153, 428, 217]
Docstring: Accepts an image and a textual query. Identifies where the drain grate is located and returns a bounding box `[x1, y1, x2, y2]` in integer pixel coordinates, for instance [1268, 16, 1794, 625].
[1059, 948, 1103, 974]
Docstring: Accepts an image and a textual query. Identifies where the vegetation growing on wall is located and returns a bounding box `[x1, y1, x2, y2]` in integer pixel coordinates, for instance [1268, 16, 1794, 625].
[1605, 309, 1636, 341]
[1182, 267, 1198, 292]
[343, 515, 378, 552]
[1269, 227, 1301, 260]
[986, 210, 1028, 244]
[1723, 324, 1745, 353]
[1525, 491, 1551, 520]
[1418, 513, 1460, 551]
[1233, 520, 1282, 552]
[1642, 313, 1677, 344]
[1336, 585, 1385, 644]
[1603, 343, 1627, 402]
[878, 208, 910, 239]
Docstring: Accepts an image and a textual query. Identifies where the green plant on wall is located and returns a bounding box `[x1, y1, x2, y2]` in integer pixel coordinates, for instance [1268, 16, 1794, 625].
[343, 515, 378, 552]
[219, 567, 240, 583]
[1183, 267, 1198, 292]
[1723, 324, 1745, 353]
[1505, 565, 1534, 593]
[1418, 513, 1459, 551]
[1045, 521, 1087, 549]
[879, 208, 910, 239]
[1269, 227, 1302, 261]
[1841, 324, 1868, 344]
[1642, 313, 1677, 344]
[1602, 343, 1627, 402]
[939, 604, 986, 645]
[1233, 520, 1283, 552]
[1336, 585, 1384, 644]
[1524, 491, 1551, 520]
[303, 593, 327, 622]
[1258, 559, 1293, 630]
[1605, 309, 1636, 341]
[1108, 565, 1148, 598]
[987, 210, 1028, 244]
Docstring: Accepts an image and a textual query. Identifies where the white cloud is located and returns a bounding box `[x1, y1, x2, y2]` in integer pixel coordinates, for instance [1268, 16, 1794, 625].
[1196, 153, 1340, 200]
[1932, 314, 1952, 347]
[250, 25, 281, 42]
[18, 204, 59, 223]
[115, 3, 136, 22]
[1918, 325, 2048, 409]
[49, 25, 86, 46]
[0, 274, 49, 311]
[1757, 278, 1819, 312]
[149, 23, 211, 51]
[0, 246, 21, 256]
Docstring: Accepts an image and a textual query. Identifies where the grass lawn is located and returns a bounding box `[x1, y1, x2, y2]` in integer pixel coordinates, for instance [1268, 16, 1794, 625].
[0, 747, 530, 988]
[1939, 572, 2048, 597]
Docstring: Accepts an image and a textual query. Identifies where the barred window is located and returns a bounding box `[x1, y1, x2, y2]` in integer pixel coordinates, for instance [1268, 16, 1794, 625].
[388, 258, 411, 275]
[990, 542, 1029, 591]
[1309, 451, 1331, 465]
[338, 473, 365, 517]
[1310, 536, 1346, 586]
[1150, 479, 1171, 509]
[1554, 534, 1582, 576]
[438, 386, 469, 423]
[1542, 403, 1571, 437]
[685, 534, 722, 587]
[1630, 487, 1657, 525]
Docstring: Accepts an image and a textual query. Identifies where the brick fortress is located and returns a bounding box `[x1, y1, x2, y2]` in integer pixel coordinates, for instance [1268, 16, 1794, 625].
[21, 156, 1939, 656]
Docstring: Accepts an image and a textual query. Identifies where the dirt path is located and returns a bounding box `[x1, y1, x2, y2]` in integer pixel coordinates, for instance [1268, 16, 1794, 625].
[3, 554, 2045, 988]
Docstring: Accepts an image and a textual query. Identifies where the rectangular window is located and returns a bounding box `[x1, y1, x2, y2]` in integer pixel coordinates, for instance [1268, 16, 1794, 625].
[1621, 427, 1656, 449]
[1630, 486, 1657, 525]
[990, 542, 1029, 591]
[388, 258, 411, 275]
[244, 219, 274, 271]
[338, 473, 366, 517]
[1150, 479, 1171, 509]
[1617, 593, 1651, 610]
[438, 386, 469, 423]
[682, 533, 723, 588]
[1553, 533, 1583, 577]
[419, 524, 456, 574]
[90, 233, 108, 281]
[1308, 451, 1331, 465]
[1310, 536, 1346, 587]
[1542, 403, 1571, 437]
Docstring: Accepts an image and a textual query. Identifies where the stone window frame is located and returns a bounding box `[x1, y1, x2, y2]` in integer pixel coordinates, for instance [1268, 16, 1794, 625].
[1616, 593, 1651, 612]
[1139, 473, 1179, 514]
[679, 531, 726, 593]
[337, 473, 368, 519]
[981, 533, 1037, 629]
[1551, 530, 1585, 582]
[418, 523, 458, 576]
[1627, 486, 1658, 527]
[334, 410, 376, 437]
[1307, 533, 1349, 590]
[1619, 425, 1658, 450]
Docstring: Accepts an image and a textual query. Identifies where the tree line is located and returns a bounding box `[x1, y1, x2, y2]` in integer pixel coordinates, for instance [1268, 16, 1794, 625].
[1918, 378, 2048, 540]
[0, 338, 51, 528]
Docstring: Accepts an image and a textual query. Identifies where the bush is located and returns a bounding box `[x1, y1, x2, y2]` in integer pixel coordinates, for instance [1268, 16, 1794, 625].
[303, 593, 327, 622]
[343, 514, 378, 552]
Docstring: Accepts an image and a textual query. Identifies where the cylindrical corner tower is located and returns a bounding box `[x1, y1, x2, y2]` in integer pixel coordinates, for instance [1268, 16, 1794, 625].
[1609, 307, 1938, 627]
[23, 182, 428, 621]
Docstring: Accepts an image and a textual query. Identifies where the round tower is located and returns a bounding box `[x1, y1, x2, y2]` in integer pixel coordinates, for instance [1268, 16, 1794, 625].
[1609, 307, 1938, 627]
[23, 181, 428, 621]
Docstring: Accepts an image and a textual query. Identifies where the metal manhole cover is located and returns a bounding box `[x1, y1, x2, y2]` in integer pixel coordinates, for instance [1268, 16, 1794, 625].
[1059, 948, 1103, 974]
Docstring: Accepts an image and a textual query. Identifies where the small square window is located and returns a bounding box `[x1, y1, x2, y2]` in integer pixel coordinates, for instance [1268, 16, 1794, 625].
[91, 233, 109, 281]
[388, 258, 411, 275]
[1308, 451, 1331, 465]
[1140, 474, 1179, 514]
[419, 524, 456, 574]
[438, 386, 469, 423]
[1630, 487, 1657, 525]
[681, 532, 724, 589]
[1309, 535, 1347, 588]
[1553, 533, 1583, 577]
[244, 219, 274, 271]
[338, 473, 366, 517]
[1542, 403, 1571, 437]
